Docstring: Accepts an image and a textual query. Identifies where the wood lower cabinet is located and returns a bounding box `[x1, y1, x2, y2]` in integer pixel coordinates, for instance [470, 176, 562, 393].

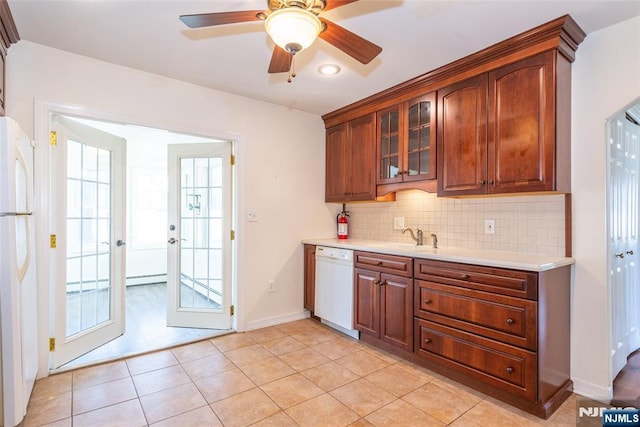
[325, 114, 377, 202]
[354, 252, 413, 353]
[303, 244, 316, 313]
[438, 51, 570, 196]
[413, 258, 572, 419]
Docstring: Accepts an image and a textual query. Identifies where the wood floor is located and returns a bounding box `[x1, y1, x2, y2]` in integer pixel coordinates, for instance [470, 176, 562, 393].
[612, 348, 640, 408]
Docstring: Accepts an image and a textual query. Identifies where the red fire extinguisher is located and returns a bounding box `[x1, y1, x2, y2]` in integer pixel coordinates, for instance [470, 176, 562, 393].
[337, 204, 349, 240]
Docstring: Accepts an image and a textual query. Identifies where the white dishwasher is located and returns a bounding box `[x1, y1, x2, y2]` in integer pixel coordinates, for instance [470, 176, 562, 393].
[314, 246, 359, 339]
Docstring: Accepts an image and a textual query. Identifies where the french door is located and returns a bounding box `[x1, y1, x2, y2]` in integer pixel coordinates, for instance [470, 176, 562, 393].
[51, 115, 126, 368]
[166, 143, 233, 329]
[608, 111, 640, 380]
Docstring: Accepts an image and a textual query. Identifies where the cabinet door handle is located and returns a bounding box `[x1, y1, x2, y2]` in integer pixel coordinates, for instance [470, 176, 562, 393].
[479, 180, 486, 185]
[374, 280, 381, 286]
[488, 179, 495, 185]
[627, 250, 634, 255]
[461, 274, 470, 280]
[381, 280, 388, 286]
[424, 298, 432, 304]
[424, 338, 432, 344]
[506, 318, 514, 325]
[506, 367, 514, 374]
[376, 261, 383, 266]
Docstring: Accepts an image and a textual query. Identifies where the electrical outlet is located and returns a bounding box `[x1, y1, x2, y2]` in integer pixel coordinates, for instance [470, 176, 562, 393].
[485, 219, 496, 234]
[268, 280, 275, 293]
[247, 210, 259, 222]
[394, 217, 405, 230]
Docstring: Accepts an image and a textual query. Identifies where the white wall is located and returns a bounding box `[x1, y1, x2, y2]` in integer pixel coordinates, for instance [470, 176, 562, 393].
[6, 41, 336, 375]
[571, 15, 640, 399]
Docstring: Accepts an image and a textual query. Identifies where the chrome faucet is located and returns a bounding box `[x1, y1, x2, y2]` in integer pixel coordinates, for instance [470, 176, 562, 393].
[402, 227, 424, 246]
[431, 233, 438, 249]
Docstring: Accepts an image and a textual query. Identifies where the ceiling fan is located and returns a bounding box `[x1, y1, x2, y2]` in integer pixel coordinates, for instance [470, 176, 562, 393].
[180, 0, 382, 80]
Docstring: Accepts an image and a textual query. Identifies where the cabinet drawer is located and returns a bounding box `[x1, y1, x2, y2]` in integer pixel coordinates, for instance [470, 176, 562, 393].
[414, 259, 537, 299]
[355, 251, 413, 277]
[415, 280, 537, 350]
[415, 319, 537, 400]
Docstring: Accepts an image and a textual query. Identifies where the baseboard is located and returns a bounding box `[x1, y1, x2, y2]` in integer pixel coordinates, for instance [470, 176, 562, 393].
[243, 310, 309, 331]
[572, 377, 613, 401]
[126, 274, 167, 286]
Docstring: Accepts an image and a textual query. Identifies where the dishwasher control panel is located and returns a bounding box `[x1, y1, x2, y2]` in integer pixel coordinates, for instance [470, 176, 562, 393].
[315, 246, 354, 262]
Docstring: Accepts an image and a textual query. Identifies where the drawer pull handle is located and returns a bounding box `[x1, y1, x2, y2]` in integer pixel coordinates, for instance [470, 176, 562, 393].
[424, 338, 432, 344]
[424, 299, 432, 304]
[374, 280, 382, 286]
[506, 367, 514, 374]
[506, 318, 514, 325]
[461, 274, 470, 280]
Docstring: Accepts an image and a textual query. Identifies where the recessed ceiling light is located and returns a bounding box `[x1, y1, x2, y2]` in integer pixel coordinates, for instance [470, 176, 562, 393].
[317, 64, 341, 75]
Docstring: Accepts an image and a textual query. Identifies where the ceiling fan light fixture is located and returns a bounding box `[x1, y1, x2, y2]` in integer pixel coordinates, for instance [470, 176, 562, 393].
[318, 64, 341, 75]
[265, 8, 322, 54]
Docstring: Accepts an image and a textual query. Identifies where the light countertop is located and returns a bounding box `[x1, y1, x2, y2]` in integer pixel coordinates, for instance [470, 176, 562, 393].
[302, 238, 574, 272]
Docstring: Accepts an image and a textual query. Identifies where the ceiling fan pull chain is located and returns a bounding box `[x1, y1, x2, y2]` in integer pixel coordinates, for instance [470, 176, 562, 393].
[288, 54, 297, 83]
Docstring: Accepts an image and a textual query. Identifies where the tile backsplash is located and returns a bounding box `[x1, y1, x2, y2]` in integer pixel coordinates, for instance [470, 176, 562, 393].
[345, 190, 567, 257]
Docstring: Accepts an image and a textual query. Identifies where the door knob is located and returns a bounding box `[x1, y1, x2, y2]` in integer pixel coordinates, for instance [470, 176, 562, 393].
[116, 240, 126, 247]
[615, 253, 625, 259]
[627, 250, 634, 255]
[168, 237, 177, 244]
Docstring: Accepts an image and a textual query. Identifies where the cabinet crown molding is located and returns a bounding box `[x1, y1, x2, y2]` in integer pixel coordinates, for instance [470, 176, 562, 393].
[322, 14, 585, 129]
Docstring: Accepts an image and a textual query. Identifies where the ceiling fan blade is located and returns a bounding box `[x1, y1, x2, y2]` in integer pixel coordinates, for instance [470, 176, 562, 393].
[323, 0, 359, 11]
[268, 46, 292, 74]
[319, 18, 382, 64]
[179, 11, 264, 28]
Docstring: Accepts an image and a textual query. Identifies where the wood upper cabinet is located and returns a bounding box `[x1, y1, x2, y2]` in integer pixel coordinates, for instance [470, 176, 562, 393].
[377, 93, 437, 194]
[438, 51, 565, 196]
[325, 114, 376, 202]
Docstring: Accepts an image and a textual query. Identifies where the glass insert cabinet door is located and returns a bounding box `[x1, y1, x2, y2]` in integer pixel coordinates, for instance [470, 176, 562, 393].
[167, 142, 232, 330]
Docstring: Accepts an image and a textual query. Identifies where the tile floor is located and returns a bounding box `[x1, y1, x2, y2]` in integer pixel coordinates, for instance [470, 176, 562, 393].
[24, 318, 579, 427]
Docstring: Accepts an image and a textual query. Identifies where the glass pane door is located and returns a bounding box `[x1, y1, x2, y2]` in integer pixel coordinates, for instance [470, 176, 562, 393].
[167, 143, 232, 330]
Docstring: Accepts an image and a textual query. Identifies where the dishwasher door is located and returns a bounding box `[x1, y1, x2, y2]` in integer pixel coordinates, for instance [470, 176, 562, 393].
[314, 246, 358, 339]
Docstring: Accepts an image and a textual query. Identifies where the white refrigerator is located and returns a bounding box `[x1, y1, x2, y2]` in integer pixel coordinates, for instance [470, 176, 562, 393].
[0, 117, 38, 427]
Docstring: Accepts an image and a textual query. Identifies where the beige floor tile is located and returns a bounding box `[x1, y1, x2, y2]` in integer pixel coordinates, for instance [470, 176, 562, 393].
[311, 337, 363, 360]
[261, 336, 307, 356]
[301, 360, 361, 391]
[132, 364, 191, 396]
[73, 399, 146, 427]
[335, 350, 391, 377]
[260, 373, 324, 409]
[349, 419, 374, 426]
[290, 327, 339, 346]
[402, 381, 478, 424]
[365, 363, 433, 397]
[30, 372, 72, 402]
[150, 405, 222, 427]
[250, 411, 299, 426]
[360, 345, 405, 365]
[171, 340, 219, 363]
[239, 356, 296, 385]
[139, 382, 208, 424]
[245, 326, 287, 343]
[211, 387, 281, 427]
[449, 400, 540, 427]
[543, 394, 577, 426]
[72, 377, 138, 415]
[365, 399, 445, 426]
[279, 347, 331, 371]
[72, 361, 130, 390]
[23, 392, 72, 427]
[286, 393, 360, 427]
[194, 368, 256, 403]
[126, 349, 178, 376]
[210, 332, 257, 352]
[224, 343, 273, 367]
[181, 353, 236, 381]
[41, 417, 72, 427]
[330, 378, 396, 417]
[276, 319, 321, 335]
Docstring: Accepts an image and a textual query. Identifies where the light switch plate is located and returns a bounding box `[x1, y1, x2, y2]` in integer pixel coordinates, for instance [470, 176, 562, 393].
[485, 219, 496, 234]
[394, 217, 405, 230]
[247, 210, 259, 222]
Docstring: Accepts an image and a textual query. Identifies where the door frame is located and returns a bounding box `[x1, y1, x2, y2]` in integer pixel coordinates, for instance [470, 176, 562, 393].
[33, 100, 242, 375]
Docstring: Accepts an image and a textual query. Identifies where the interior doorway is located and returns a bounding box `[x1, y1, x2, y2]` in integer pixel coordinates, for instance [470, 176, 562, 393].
[607, 99, 640, 406]
[52, 115, 234, 370]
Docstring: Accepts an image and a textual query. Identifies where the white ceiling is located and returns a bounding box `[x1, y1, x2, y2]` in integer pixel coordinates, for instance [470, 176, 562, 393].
[7, 0, 640, 116]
